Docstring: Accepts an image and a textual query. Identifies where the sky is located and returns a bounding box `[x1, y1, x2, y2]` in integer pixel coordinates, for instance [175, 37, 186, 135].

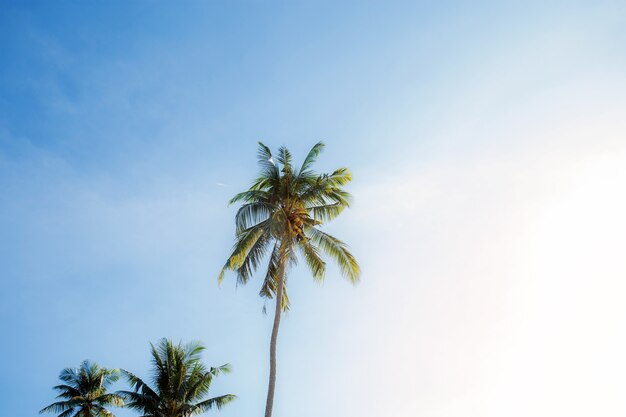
[1, 1, 626, 416]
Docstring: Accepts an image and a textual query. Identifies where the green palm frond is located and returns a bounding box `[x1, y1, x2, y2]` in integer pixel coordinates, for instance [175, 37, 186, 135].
[298, 141, 325, 177]
[92, 404, 114, 417]
[228, 189, 271, 205]
[298, 238, 326, 281]
[186, 370, 213, 401]
[326, 167, 353, 186]
[309, 202, 345, 222]
[219, 221, 269, 285]
[56, 408, 75, 417]
[119, 370, 158, 400]
[96, 394, 124, 407]
[193, 394, 237, 412]
[260, 276, 291, 311]
[116, 390, 157, 413]
[300, 170, 353, 208]
[58, 368, 79, 384]
[307, 227, 360, 283]
[52, 385, 81, 399]
[259, 240, 300, 310]
[258, 242, 279, 293]
[235, 201, 273, 233]
[257, 141, 279, 180]
[211, 363, 232, 375]
[236, 232, 270, 285]
[40, 401, 74, 414]
[276, 146, 293, 174]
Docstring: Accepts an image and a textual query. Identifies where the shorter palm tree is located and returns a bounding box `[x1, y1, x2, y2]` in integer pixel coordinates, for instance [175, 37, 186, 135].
[118, 338, 235, 417]
[40, 360, 124, 417]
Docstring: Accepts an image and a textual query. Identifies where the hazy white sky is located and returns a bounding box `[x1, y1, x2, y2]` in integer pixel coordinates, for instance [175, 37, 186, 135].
[333, 134, 626, 416]
[1, 2, 626, 417]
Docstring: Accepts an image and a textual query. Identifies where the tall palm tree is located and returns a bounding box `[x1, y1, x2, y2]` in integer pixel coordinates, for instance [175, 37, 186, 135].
[40, 360, 124, 417]
[218, 142, 360, 417]
[118, 338, 235, 417]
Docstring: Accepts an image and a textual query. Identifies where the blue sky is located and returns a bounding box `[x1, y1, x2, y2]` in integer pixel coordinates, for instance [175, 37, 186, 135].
[2, 2, 626, 416]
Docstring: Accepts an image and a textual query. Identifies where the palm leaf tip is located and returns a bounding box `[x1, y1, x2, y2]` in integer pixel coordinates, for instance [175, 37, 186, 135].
[216, 363, 232, 374]
[299, 141, 326, 174]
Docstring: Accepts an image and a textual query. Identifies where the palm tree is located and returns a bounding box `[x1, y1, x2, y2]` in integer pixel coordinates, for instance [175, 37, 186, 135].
[118, 338, 235, 417]
[218, 141, 360, 417]
[40, 360, 124, 417]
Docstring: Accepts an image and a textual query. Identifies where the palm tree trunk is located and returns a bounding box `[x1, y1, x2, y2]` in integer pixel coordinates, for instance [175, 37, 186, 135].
[264, 260, 286, 417]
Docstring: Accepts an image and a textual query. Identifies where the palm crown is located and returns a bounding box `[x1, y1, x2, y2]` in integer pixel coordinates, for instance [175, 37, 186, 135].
[40, 360, 124, 417]
[218, 141, 360, 308]
[118, 338, 235, 417]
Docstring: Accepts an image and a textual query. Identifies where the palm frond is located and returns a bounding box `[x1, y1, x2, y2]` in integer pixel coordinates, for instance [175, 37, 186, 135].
[56, 408, 75, 417]
[228, 189, 271, 205]
[276, 146, 293, 174]
[235, 201, 273, 233]
[95, 393, 124, 407]
[193, 394, 237, 413]
[212, 363, 231, 375]
[120, 369, 159, 400]
[258, 242, 280, 299]
[236, 232, 270, 286]
[52, 385, 81, 399]
[257, 141, 280, 180]
[298, 238, 326, 281]
[116, 390, 158, 412]
[326, 167, 353, 186]
[308, 202, 345, 222]
[58, 368, 79, 384]
[183, 340, 205, 362]
[218, 221, 269, 285]
[40, 401, 74, 414]
[307, 227, 360, 283]
[91, 404, 115, 417]
[301, 169, 353, 207]
[259, 242, 294, 310]
[298, 141, 325, 176]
